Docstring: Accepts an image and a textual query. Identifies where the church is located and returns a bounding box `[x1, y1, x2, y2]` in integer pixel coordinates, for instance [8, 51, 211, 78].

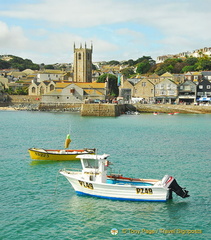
[73, 42, 93, 83]
[33, 43, 107, 103]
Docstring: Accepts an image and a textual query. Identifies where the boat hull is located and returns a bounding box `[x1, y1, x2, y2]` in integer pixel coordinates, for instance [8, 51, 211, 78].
[60, 171, 170, 202]
[28, 148, 95, 161]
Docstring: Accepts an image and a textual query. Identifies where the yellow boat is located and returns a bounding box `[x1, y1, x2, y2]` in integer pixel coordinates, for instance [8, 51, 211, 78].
[28, 148, 96, 161]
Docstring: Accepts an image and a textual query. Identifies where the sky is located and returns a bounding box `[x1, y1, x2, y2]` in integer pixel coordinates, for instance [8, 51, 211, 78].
[0, 0, 210, 64]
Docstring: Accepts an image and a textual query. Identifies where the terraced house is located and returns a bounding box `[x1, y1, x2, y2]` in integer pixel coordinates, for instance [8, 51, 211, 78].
[155, 79, 178, 104]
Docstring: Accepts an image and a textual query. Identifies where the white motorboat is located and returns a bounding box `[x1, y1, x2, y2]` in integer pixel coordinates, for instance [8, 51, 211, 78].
[59, 154, 189, 202]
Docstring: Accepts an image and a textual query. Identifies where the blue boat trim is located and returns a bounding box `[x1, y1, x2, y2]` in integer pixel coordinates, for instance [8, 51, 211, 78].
[106, 179, 152, 186]
[75, 191, 167, 202]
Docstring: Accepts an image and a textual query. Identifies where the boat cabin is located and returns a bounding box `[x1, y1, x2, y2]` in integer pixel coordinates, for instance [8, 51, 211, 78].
[76, 154, 110, 183]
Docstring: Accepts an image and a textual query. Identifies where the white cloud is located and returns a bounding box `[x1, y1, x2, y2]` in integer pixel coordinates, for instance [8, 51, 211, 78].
[0, 21, 28, 49]
[0, 0, 210, 63]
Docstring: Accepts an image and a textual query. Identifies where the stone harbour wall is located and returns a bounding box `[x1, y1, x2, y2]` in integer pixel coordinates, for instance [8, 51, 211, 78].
[39, 103, 82, 112]
[81, 104, 126, 117]
[1, 95, 211, 114]
[134, 103, 211, 114]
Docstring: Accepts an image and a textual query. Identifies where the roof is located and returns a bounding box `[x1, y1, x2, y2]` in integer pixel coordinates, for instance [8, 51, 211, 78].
[161, 72, 173, 77]
[76, 154, 109, 160]
[148, 73, 159, 78]
[202, 71, 211, 76]
[44, 89, 62, 95]
[84, 89, 103, 95]
[22, 69, 35, 74]
[55, 82, 71, 89]
[74, 82, 105, 89]
[39, 70, 64, 74]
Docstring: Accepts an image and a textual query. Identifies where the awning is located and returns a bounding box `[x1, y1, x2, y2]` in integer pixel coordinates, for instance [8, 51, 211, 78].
[197, 97, 211, 101]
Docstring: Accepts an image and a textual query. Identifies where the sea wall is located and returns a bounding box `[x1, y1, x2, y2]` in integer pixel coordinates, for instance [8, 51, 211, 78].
[81, 104, 126, 117]
[39, 103, 81, 112]
[133, 103, 211, 114]
[1, 95, 211, 114]
[1, 95, 41, 110]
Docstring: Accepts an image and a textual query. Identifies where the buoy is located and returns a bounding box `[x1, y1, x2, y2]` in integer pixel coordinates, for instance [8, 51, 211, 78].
[64, 134, 71, 148]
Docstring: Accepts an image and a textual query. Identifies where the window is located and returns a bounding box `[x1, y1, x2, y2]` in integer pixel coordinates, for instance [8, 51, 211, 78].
[184, 86, 191, 91]
[199, 85, 203, 89]
[207, 85, 211, 89]
[40, 86, 44, 94]
[78, 53, 81, 60]
[50, 84, 54, 91]
[32, 87, 36, 93]
[142, 82, 146, 87]
[83, 159, 98, 168]
[168, 90, 175, 95]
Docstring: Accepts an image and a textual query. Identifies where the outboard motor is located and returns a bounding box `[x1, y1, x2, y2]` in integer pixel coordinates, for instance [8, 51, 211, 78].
[162, 175, 189, 198]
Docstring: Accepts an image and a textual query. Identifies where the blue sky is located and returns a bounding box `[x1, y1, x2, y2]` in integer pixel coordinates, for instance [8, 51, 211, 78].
[0, 0, 210, 64]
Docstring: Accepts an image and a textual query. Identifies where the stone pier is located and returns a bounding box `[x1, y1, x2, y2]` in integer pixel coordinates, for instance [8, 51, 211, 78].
[81, 104, 126, 117]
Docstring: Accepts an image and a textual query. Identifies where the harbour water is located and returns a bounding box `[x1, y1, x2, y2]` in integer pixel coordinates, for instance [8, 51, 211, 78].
[0, 111, 210, 240]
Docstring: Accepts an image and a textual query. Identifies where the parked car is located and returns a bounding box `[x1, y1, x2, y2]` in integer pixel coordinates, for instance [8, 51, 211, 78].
[94, 99, 101, 103]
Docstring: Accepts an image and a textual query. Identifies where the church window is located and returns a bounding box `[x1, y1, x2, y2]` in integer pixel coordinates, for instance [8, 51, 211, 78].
[32, 87, 36, 93]
[40, 86, 44, 94]
[78, 53, 81, 60]
[50, 84, 54, 91]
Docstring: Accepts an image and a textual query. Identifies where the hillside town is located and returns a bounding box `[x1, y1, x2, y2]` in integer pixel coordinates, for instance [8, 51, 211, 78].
[0, 46, 211, 111]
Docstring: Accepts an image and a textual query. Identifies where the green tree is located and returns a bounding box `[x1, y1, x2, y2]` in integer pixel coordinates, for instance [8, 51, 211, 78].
[97, 73, 119, 96]
[135, 56, 155, 65]
[120, 67, 134, 78]
[5, 87, 14, 95]
[181, 65, 196, 73]
[200, 59, 211, 70]
[108, 60, 120, 65]
[92, 64, 97, 70]
[136, 60, 151, 74]
[127, 59, 135, 66]
[184, 57, 198, 66]
[0, 59, 11, 69]
[45, 64, 55, 69]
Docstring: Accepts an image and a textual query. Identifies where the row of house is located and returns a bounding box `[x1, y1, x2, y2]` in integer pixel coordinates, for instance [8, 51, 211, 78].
[27, 71, 211, 105]
[120, 76, 211, 104]
[156, 47, 211, 63]
[1, 65, 211, 105]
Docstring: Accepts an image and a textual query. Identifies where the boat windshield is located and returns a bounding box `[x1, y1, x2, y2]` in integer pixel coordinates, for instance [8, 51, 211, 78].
[83, 159, 98, 169]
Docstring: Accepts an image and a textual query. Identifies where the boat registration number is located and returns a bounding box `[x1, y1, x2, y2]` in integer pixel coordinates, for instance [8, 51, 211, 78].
[78, 180, 94, 190]
[35, 152, 49, 158]
[136, 188, 153, 194]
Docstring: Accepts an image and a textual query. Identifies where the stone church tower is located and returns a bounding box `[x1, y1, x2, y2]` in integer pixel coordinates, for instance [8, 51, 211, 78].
[73, 43, 93, 82]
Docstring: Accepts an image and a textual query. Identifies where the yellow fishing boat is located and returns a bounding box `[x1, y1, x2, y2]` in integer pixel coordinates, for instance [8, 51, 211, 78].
[28, 148, 96, 161]
[28, 134, 95, 161]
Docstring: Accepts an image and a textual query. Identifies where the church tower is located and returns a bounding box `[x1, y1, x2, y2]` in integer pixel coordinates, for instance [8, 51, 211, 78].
[73, 43, 93, 82]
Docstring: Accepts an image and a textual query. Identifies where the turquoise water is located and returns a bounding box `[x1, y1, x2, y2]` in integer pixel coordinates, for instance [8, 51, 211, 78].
[0, 111, 210, 240]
